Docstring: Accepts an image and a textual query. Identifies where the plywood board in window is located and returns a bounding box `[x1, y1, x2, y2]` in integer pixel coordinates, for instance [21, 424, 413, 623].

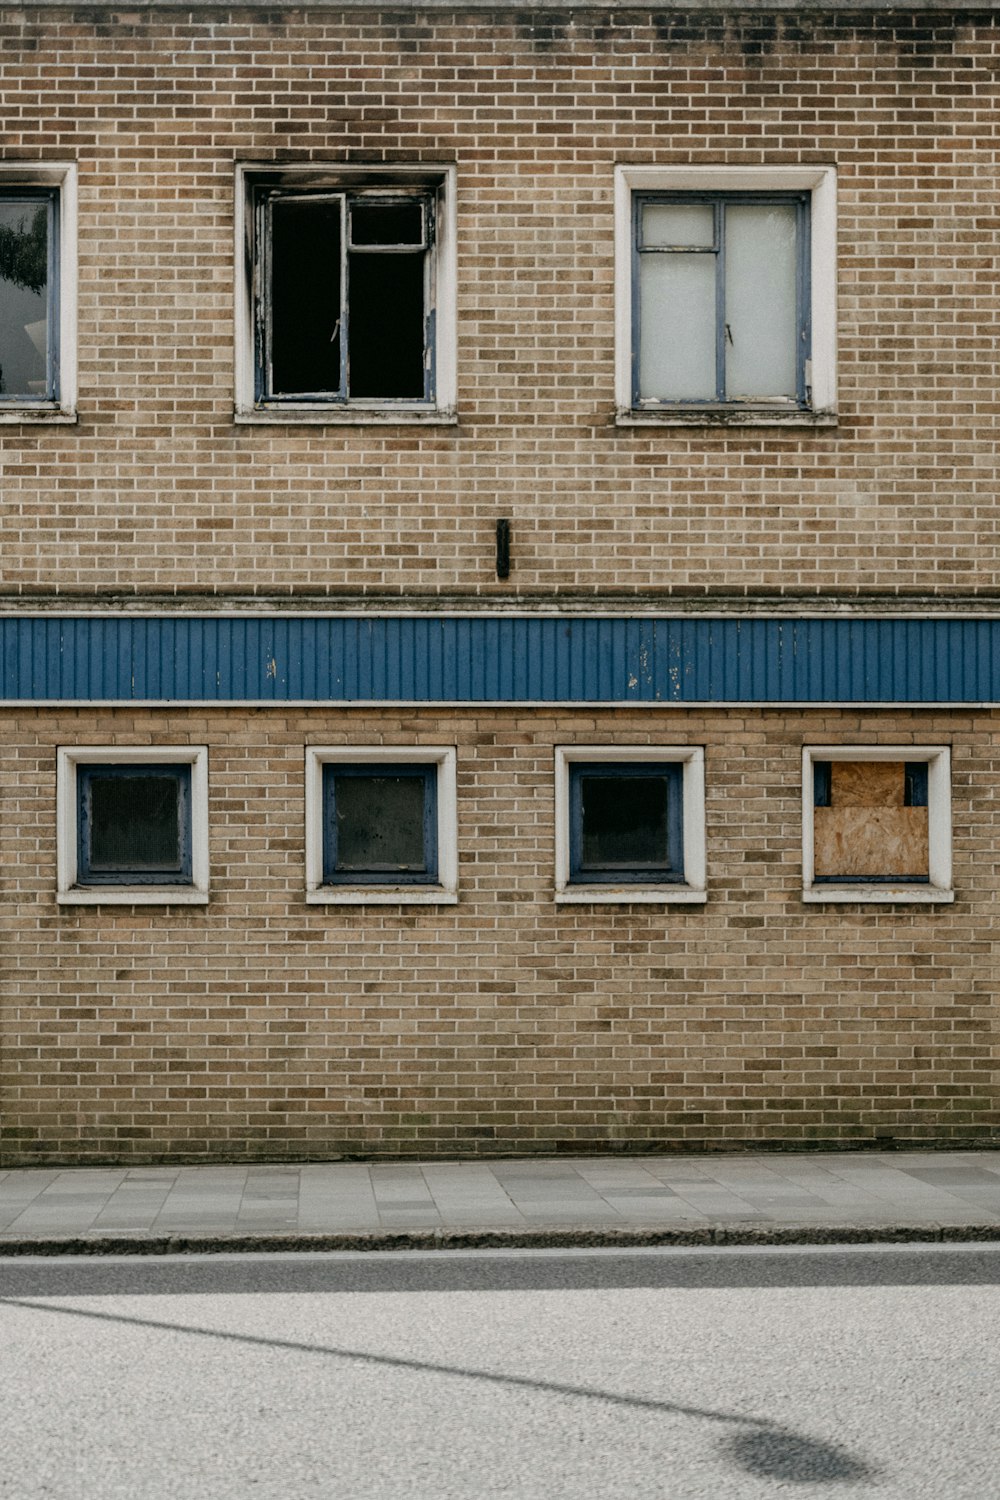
[830, 760, 904, 808]
[814, 806, 929, 879]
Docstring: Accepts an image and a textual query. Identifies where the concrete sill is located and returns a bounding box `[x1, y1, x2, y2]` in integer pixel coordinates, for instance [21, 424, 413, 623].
[57, 887, 209, 906]
[617, 408, 838, 430]
[306, 888, 458, 905]
[0, 407, 77, 425]
[235, 406, 458, 427]
[555, 887, 707, 905]
[801, 886, 954, 905]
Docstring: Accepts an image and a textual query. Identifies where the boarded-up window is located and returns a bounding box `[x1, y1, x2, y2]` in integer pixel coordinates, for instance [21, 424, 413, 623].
[813, 760, 929, 882]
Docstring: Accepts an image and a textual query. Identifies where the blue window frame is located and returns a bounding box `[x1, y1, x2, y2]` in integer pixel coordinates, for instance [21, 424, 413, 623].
[812, 759, 928, 885]
[322, 762, 438, 885]
[253, 187, 435, 406]
[0, 187, 59, 403]
[569, 762, 684, 884]
[632, 191, 810, 409]
[77, 763, 192, 886]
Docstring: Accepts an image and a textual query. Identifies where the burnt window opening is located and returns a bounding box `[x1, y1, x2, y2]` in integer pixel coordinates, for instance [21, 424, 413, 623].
[812, 759, 930, 884]
[258, 190, 433, 404]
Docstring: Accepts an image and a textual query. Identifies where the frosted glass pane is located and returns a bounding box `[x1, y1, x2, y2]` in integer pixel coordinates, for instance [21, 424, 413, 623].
[725, 203, 798, 400]
[0, 200, 49, 397]
[641, 204, 713, 248]
[638, 253, 716, 401]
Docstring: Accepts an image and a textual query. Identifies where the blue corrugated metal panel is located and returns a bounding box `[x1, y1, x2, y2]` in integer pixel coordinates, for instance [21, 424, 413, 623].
[3, 614, 1000, 704]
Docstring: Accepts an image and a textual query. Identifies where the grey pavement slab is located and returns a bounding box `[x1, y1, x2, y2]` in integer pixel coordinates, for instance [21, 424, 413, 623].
[2, 1150, 1000, 1250]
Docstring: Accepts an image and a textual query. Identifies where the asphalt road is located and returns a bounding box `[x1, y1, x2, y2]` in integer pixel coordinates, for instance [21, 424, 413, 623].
[2, 1245, 999, 1499]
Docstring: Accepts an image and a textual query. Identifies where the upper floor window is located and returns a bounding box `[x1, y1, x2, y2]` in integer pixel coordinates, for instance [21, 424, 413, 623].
[0, 163, 77, 423]
[615, 166, 836, 427]
[235, 165, 456, 424]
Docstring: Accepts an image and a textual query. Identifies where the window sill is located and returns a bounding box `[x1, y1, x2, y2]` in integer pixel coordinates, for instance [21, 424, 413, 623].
[235, 406, 458, 427]
[57, 887, 209, 906]
[556, 886, 707, 905]
[306, 887, 458, 906]
[616, 408, 837, 430]
[0, 406, 77, 425]
[801, 886, 954, 905]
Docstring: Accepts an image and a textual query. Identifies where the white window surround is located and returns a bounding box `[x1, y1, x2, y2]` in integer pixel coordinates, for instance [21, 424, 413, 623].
[554, 745, 707, 904]
[614, 164, 837, 427]
[0, 161, 77, 424]
[305, 745, 458, 904]
[56, 745, 209, 906]
[801, 745, 953, 905]
[234, 163, 457, 425]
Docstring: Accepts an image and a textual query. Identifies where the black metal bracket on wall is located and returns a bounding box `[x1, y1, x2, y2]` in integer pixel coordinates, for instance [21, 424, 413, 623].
[496, 518, 511, 579]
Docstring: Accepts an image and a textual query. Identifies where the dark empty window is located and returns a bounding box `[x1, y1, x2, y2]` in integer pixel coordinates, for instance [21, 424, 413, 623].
[0, 189, 58, 402]
[322, 763, 438, 884]
[812, 759, 929, 884]
[257, 189, 432, 405]
[569, 762, 684, 884]
[77, 764, 192, 886]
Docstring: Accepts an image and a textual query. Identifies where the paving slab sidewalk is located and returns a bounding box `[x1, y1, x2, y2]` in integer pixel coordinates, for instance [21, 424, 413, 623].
[2, 1150, 1000, 1254]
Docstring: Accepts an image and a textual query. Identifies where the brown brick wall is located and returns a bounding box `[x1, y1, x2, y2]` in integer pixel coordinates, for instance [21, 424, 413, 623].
[0, 6, 998, 600]
[2, 705, 997, 1163]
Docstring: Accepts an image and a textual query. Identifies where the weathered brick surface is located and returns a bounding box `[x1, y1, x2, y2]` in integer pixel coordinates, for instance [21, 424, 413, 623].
[0, 6, 998, 599]
[2, 706, 997, 1163]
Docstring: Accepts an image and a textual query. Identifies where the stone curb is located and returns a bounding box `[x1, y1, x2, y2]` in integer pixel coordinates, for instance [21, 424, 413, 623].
[1, 1222, 1000, 1256]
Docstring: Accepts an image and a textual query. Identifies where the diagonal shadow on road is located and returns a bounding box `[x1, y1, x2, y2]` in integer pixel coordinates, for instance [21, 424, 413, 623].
[2, 1295, 877, 1486]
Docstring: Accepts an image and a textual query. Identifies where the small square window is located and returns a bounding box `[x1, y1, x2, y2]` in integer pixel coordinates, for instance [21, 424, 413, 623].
[555, 747, 706, 904]
[323, 763, 437, 885]
[0, 163, 77, 422]
[802, 747, 953, 904]
[236, 165, 456, 423]
[615, 166, 836, 426]
[306, 747, 457, 904]
[57, 747, 209, 905]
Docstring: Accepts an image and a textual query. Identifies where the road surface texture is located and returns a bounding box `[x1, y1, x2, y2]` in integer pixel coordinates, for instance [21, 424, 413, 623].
[2, 1245, 998, 1499]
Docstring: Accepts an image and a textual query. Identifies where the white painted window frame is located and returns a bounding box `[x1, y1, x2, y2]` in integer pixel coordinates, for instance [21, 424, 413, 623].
[801, 745, 953, 904]
[234, 163, 457, 425]
[554, 745, 706, 905]
[0, 161, 77, 424]
[56, 745, 209, 906]
[614, 164, 837, 427]
[305, 745, 458, 905]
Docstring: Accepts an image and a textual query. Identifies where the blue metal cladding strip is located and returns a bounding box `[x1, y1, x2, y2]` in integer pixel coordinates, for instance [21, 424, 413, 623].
[4, 615, 1000, 704]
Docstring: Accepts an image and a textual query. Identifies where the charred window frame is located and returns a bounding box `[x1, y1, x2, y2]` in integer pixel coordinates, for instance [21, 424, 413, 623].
[250, 183, 437, 408]
[631, 191, 811, 411]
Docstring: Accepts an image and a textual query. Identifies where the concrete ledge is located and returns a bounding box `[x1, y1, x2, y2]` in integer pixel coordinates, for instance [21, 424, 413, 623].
[2, 1223, 1000, 1257]
[3, 0, 999, 11]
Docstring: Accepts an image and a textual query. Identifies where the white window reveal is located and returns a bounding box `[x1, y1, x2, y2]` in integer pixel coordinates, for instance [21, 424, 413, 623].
[615, 166, 836, 426]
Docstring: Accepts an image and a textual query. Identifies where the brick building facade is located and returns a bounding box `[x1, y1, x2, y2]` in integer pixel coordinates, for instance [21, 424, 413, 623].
[1, 0, 998, 1161]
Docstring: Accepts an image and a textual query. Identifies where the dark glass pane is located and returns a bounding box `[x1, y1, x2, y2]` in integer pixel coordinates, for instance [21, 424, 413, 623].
[350, 200, 424, 247]
[0, 200, 49, 398]
[270, 199, 341, 395]
[88, 776, 182, 872]
[335, 775, 426, 871]
[347, 252, 425, 398]
[580, 774, 670, 870]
